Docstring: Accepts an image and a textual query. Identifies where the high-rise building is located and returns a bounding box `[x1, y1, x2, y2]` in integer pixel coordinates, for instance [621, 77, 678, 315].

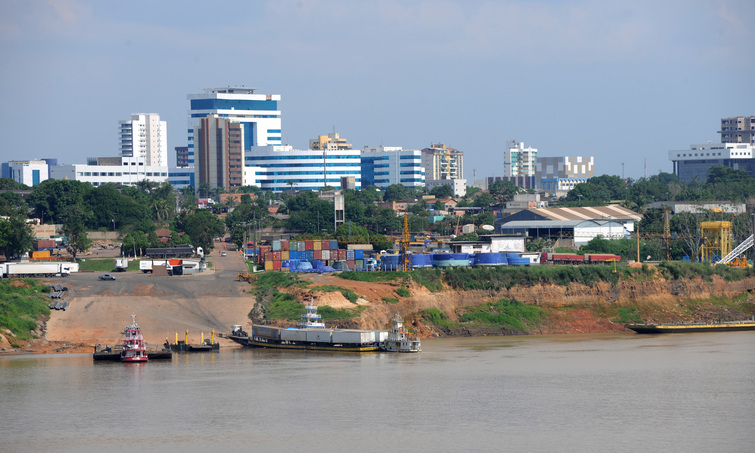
[536, 156, 594, 194]
[504, 141, 537, 177]
[119, 113, 167, 167]
[361, 146, 425, 189]
[310, 133, 352, 150]
[421, 143, 463, 181]
[193, 116, 245, 192]
[720, 116, 755, 145]
[175, 146, 190, 168]
[187, 87, 282, 167]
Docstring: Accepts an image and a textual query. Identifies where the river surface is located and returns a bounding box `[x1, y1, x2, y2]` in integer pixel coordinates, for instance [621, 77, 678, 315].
[1, 332, 754, 453]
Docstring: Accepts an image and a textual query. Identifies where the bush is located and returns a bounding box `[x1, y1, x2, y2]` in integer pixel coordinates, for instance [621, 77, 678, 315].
[338, 271, 407, 283]
[422, 308, 456, 327]
[395, 287, 411, 297]
[383, 297, 399, 304]
[0, 279, 51, 342]
[315, 285, 360, 303]
[458, 298, 545, 331]
[410, 268, 443, 292]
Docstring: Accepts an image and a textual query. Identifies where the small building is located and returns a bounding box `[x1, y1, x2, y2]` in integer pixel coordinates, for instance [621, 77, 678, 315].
[449, 235, 526, 254]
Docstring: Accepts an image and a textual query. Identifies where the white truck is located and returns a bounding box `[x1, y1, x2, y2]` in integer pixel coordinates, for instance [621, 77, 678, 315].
[2, 262, 75, 278]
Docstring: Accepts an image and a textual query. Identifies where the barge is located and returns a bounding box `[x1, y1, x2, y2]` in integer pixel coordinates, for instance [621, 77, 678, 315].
[626, 318, 755, 334]
[227, 301, 387, 352]
[165, 330, 220, 352]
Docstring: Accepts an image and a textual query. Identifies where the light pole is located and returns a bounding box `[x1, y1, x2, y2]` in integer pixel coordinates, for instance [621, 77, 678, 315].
[112, 219, 115, 231]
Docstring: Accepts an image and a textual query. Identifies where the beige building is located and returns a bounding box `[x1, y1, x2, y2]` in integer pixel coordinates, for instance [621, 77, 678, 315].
[309, 132, 353, 150]
[421, 143, 463, 181]
[194, 115, 244, 191]
[720, 116, 755, 145]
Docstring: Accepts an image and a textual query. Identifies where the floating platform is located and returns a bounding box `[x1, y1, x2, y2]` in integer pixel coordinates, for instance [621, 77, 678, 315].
[626, 319, 755, 334]
[93, 344, 173, 361]
[165, 340, 219, 352]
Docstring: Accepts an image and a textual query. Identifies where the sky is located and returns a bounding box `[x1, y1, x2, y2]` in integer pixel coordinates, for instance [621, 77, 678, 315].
[0, 0, 753, 182]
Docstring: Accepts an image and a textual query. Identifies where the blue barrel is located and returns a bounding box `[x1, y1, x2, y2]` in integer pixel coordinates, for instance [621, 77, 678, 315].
[410, 254, 433, 268]
[474, 253, 507, 266]
[380, 254, 403, 271]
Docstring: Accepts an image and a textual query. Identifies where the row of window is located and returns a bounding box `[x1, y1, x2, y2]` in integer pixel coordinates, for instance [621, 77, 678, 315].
[246, 155, 360, 161]
[78, 172, 168, 177]
[258, 171, 362, 176]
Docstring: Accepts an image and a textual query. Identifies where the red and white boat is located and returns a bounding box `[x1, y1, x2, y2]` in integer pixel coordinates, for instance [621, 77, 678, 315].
[120, 314, 149, 363]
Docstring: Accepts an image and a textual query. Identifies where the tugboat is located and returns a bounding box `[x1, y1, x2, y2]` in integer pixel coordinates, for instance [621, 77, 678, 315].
[120, 314, 148, 362]
[380, 313, 421, 353]
[297, 299, 326, 328]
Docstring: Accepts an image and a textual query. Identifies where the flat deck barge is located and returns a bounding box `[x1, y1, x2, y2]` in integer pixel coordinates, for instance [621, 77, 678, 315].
[626, 319, 755, 334]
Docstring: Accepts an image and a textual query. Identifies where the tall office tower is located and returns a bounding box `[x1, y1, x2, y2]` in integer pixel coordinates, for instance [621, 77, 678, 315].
[187, 87, 282, 167]
[504, 141, 537, 177]
[720, 116, 755, 145]
[310, 132, 353, 150]
[361, 146, 425, 189]
[119, 113, 168, 167]
[420, 143, 463, 181]
[193, 116, 245, 192]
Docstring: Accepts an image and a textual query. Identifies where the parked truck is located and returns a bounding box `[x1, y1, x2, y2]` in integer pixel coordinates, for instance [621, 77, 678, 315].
[1, 262, 75, 278]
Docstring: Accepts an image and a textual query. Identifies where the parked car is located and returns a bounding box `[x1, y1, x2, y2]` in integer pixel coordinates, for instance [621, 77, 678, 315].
[220, 251, 227, 257]
[99, 274, 116, 281]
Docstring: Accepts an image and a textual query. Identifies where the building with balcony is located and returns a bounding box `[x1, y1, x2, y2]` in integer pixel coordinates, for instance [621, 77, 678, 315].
[504, 141, 537, 177]
[119, 113, 167, 167]
[720, 116, 754, 145]
[310, 132, 353, 150]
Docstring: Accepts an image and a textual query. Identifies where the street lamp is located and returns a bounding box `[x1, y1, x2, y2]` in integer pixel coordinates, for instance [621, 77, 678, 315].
[111, 219, 115, 231]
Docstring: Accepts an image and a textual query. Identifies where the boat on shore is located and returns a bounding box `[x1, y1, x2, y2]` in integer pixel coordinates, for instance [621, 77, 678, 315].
[626, 317, 755, 334]
[226, 301, 387, 352]
[380, 313, 421, 353]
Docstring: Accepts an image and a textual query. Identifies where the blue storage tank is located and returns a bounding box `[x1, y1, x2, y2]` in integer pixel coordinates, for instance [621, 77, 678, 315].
[410, 254, 433, 268]
[295, 261, 314, 271]
[380, 254, 403, 271]
[312, 260, 324, 269]
[433, 253, 469, 267]
[474, 253, 507, 266]
[507, 253, 521, 261]
[508, 257, 530, 266]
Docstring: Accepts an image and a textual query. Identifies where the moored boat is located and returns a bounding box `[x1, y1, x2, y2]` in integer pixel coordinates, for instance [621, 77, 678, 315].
[227, 301, 387, 352]
[120, 314, 148, 362]
[380, 313, 421, 353]
[626, 317, 755, 334]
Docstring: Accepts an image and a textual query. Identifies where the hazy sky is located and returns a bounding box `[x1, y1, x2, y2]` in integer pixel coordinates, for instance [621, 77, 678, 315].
[1, 0, 753, 181]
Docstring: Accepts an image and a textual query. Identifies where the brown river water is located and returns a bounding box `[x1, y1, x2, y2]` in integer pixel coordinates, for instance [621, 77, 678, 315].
[1, 332, 754, 453]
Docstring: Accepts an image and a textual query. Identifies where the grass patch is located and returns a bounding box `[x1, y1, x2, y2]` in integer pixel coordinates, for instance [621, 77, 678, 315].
[422, 308, 458, 328]
[458, 298, 545, 331]
[338, 271, 408, 284]
[318, 305, 365, 320]
[611, 307, 643, 324]
[253, 271, 308, 298]
[0, 279, 51, 343]
[314, 285, 360, 303]
[265, 293, 302, 321]
[395, 287, 411, 297]
[656, 261, 755, 282]
[410, 268, 444, 292]
[383, 297, 399, 304]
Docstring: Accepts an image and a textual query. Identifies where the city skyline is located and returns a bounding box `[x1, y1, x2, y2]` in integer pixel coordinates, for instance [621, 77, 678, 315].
[1, 0, 753, 182]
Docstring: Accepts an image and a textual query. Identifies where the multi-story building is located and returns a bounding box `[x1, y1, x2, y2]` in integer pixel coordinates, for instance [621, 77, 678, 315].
[720, 116, 754, 145]
[2, 160, 50, 186]
[175, 146, 190, 168]
[360, 146, 425, 189]
[421, 143, 463, 181]
[668, 143, 755, 183]
[244, 145, 361, 192]
[50, 157, 168, 187]
[193, 115, 244, 191]
[187, 87, 282, 167]
[535, 156, 594, 194]
[504, 141, 537, 177]
[119, 113, 167, 167]
[310, 133, 352, 151]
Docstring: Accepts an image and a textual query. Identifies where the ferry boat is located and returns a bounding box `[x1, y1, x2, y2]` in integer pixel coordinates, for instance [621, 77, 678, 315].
[120, 314, 148, 362]
[380, 313, 421, 353]
[227, 301, 387, 352]
[626, 317, 755, 334]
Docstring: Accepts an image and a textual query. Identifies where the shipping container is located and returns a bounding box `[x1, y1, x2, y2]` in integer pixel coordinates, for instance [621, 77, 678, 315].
[347, 260, 355, 269]
[346, 250, 355, 260]
[34, 239, 57, 249]
[330, 241, 339, 250]
[338, 249, 347, 260]
[31, 250, 51, 259]
[313, 240, 321, 251]
[253, 325, 282, 340]
[332, 330, 372, 344]
[321, 250, 330, 261]
[281, 251, 290, 260]
[305, 241, 314, 251]
[306, 330, 331, 343]
[289, 241, 298, 252]
[354, 259, 364, 269]
[305, 250, 315, 261]
[281, 329, 307, 342]
[313, 249, 322, 261]
[354, 249, 364, 260]
[281, 240, 289, 251]
[264, 260, 274, 271]
[273, 260, 281, 271]
[272, 240, 281, 251]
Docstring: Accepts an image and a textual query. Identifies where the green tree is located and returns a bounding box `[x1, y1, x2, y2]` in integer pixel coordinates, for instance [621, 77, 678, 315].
[383, 184, 409, 202]
[84, 184, 121, 230]
[429, 184, 453, 199]
[26, 179, 92, 224]
[488, 180, 520, 206]
[62, 207, 92, 261]
[183, 209, 225, 251]
[0, 211, 33, 258]
[0, 177, 30, 190]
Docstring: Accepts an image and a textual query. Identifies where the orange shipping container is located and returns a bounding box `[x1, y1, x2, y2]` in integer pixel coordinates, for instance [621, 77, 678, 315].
[281, 251, 290, 260]
[265, 260, 274, 271]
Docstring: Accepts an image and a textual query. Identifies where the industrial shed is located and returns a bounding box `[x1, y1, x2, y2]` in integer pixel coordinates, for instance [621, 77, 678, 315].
[494, 205, 642, 247]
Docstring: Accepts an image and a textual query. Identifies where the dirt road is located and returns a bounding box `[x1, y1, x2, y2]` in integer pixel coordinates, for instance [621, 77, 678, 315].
[39, 250, 254, 352]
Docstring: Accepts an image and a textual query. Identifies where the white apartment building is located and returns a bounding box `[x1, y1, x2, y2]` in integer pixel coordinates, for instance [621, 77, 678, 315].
[361, 146, 425, 189]
[119, 113, 168, 167]
[50, 156, 168, 187]
[504, 141, 537, 177]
